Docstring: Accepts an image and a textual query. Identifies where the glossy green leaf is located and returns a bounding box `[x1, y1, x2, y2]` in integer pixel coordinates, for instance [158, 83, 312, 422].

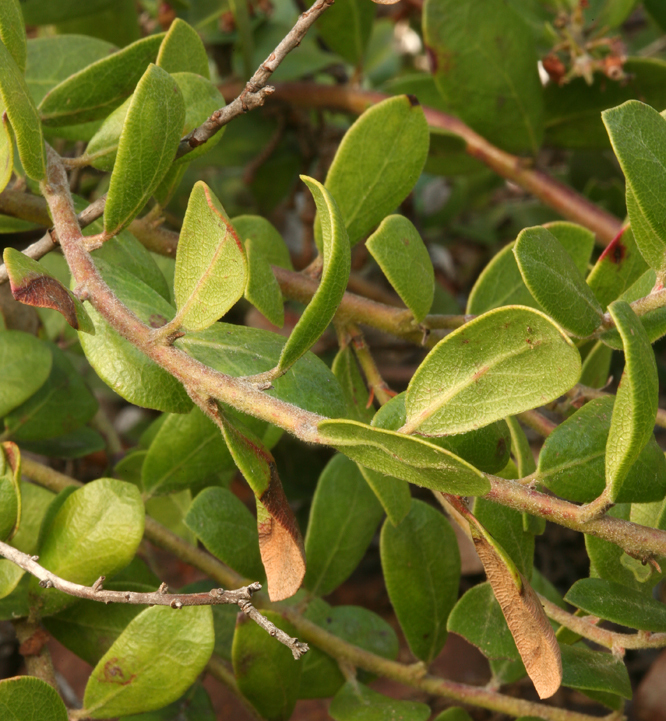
[606, 301, 659, 501]
[30, 478, 144, 616]
[82, 605, 214, 718]
[218, 412, 305, 601]
[233, 610, 302, 721]
[405, 307, 581, 435]
[320, 95, 429, 246]
[332, 346, 374, 423]
[303, 454, 383, 596]
[565, 578, 666, 632]
[544, 59, 666, 149]
[318, 419, 490, 496]
[514, 227, 604, 337]
[80, 259, 191, 413]
[380, 500, 459, 663]
[0, 330, 51, 418]
[314, 0, 374, 66]
[603, 101, 666, 270]
[142, 407, 234, 496]
[423, 0, 543, 153]
[233, 215, 292, 328]
[0, 443, 19, 542]
[580, 340, 613, 388]
[4, 248, 94, 334]
[0, 108, 12, 196]
[358, 466, 411, 527]
[38, 34, 163, 126]
[185, 486, 264, 579]
[0, 39, 45, 181]
[156, 18, 209, 78]
[176, 322, 345, 418]
[366, 215, 434, 322]
[560, 644, 631, 699]
[174, 181, 247, 331]
[0, 676, 68, 721]
[0, 0, 26, 72]
[330, 681, 430, 721]
[448, 582, 519, 660]
[587, 227, 648, 309]
[104, 63, 185, 237]
[4, 343, 97, 441]
[278, 177, 350, 372]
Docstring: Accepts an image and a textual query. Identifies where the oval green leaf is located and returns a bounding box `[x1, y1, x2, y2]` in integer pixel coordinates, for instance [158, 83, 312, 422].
[314, 0, 374, 66]
[277, 176, 350, 373]
[104, 63, 185, 237]
[82, 605, 214, 718]
[380, 500, 460, 663]
[303, 454, 384, 597]
[320, 95, 429, 246]
[174, 181, 247, 331]
[606, 300, 659, 501]
[38, 33, 164, 127]
[560, 644, 631, 700]
[330, 681, 430, 721]
[0, 676, 68, 721]
[0, 0, 26, 73]
[514, 227, 604, 337]
[0, 330, 52, 418]
[405, 306, 581, 436]
[366, 215, 434, 322]
[156, 18, 210, 78]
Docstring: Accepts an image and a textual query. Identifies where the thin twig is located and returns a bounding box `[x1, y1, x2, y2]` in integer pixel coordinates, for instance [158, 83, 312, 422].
[346, 322, 396, 406]
[0, 539, 307, 659]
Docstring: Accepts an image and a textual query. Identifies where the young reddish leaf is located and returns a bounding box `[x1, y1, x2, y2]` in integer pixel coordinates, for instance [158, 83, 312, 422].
[218, 410, 305, 601]
[173, 181, 247, 331]
[4, 248, 95, 334]
[465, 509, 562, 699]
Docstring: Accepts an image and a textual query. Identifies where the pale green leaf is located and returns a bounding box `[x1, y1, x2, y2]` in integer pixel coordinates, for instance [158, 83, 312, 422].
[405, 306, 581, 435]
[314, 0, 375, 66]
[0, 108, 12, 196]
[358, 465, 412, 527]
[156, 18, 209, 78]
[580, 340, 613, 388]
[332, 346, 374, 423]
[104, 63, 185, 236]
[0, 0, 26, 73]
[0, 331, 51, 418]
[0, 677, 68, 721]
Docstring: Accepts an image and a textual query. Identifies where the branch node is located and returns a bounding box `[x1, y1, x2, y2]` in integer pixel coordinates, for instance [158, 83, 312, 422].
[92, 576, 105, 593]
[170, 599, 183, 610]
[158, 582, 169, 594]
[39, 578, 53, 589]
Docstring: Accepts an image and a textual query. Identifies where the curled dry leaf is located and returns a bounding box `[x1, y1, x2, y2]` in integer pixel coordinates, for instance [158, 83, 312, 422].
[469, 519, 562, 699]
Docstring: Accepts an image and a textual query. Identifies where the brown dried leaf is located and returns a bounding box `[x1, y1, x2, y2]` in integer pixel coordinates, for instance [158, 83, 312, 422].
[471, 524, 562, 699]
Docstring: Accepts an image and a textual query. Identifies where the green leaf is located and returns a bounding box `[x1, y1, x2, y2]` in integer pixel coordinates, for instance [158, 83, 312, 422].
[146, 490, 195, 545]
[218, 412, 305, 601]
[21, 0, 114, 24]
[79, 259, 192, 413]
[0, 442, 19, 542]
[587, 227, 648, 309]
[233, 610, 302, 721]
[505, 417, 543, 533]
[545, 222, 596, 276]
[4, 248, 95, 334]
[404, 307, 581, 435]
[332, 346, 374, 423]
[423, 0, 543, 153]
[447, 582, 519, 660]
[366, 215, 434, 322]
[119, 684, 215, 721]
[156, 18, 209, 78]
[606, 301, 659, 501]
[314, 0, 375, 66]
[0, 676, 68, 721]
[38, 34, 164, 126]
[20, 427, 105, 459]
[330, 681, 430, 721]
[0, 330, 52, 418]
[233, 215, 292, 328]
[433, 710, 473, 721]
[184, 486, 264, 579]
[580, 340, 613, 388]
[0, 0, 26, 73]
[560, 644, 631, 699]
[0, 107, 12, 196]
[565, 578, 666, 632]
[0, 39, 45, 181]
[176, 322, 346, 418]
[4, 343, 97, 441]
[278, 177, 350, 373]
[380, 500, 460, 663]
[358, 465, 411, 527]
[320, 96, 429, 247]
[30, 478, 144, 616]
[603, 101, 666, 271]
[174, 181, 247, 331]
[538, 396, 666, 504]
[318, 419, 490, 496]
[82, 605, 214, 718]
[104, 63, 185, 237]
[514, 227, 604, 337]
[141, 407, 235, 496]
[303, 454, 384, 596]
[474, 498, 534, 579]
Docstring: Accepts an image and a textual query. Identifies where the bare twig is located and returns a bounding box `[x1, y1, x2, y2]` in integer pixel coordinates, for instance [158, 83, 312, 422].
[0, 539, 308, 659]
[175, 0, 335, 159]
